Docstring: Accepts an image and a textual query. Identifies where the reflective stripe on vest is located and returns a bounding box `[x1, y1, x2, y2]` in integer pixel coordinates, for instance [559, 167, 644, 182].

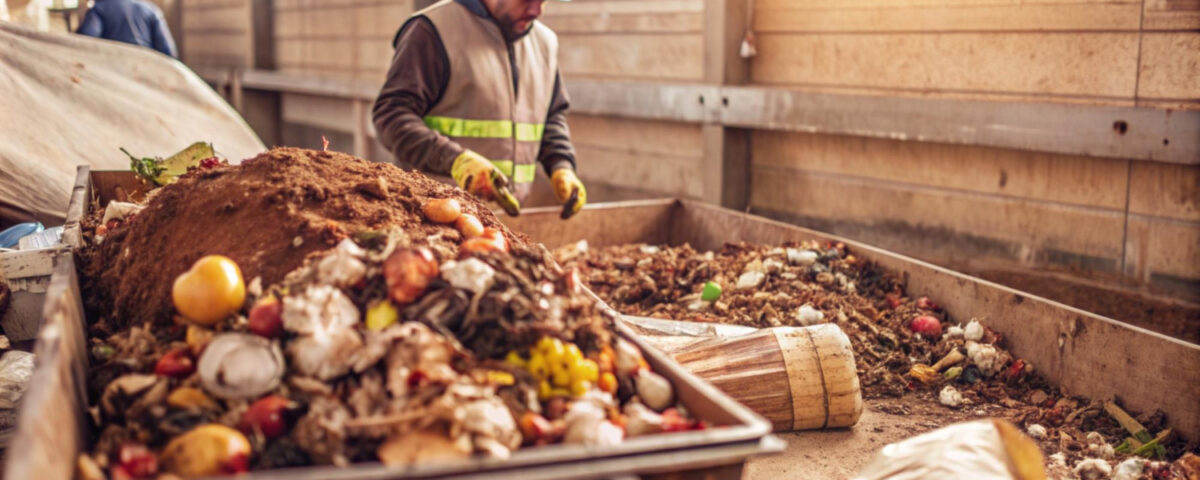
[488, 160, 537, 184]
[424, 116, 545, 142]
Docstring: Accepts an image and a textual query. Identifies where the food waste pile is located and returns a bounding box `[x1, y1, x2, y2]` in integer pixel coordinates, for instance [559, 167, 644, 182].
[555, 241, 1200, 480]
[75, 148, 701, 479]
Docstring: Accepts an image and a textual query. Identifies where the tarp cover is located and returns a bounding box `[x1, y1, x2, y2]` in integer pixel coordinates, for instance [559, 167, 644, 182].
[0, 22, 264, 227]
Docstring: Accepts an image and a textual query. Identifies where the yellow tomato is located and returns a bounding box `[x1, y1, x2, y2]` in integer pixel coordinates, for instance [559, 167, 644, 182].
[564, 343, 583, 363]
[552, 367, 571, 388]
[528, 353, 549, 378]
[160, 424, 251, 476]
[571, 359, 600, 384]
[570, 378, 591, 397]
[172, 255, 245, 326]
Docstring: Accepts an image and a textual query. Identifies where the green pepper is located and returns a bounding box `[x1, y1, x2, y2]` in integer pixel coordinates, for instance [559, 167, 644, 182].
[701, 281, 722, 301]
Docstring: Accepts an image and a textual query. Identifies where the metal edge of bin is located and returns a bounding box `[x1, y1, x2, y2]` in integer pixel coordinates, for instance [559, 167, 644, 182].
[2, 168, 779, 480]
[510, 199, 1200, 442]
[0, 167, 89, 341]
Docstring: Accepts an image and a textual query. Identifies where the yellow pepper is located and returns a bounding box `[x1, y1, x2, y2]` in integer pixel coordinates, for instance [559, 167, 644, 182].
[365, 300, 399, 331]
[485, 371, 515, 386]
[505, 350, 526, 368]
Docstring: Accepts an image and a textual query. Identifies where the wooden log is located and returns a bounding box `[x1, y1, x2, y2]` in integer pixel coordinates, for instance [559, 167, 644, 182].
[668, 324, 862, 432]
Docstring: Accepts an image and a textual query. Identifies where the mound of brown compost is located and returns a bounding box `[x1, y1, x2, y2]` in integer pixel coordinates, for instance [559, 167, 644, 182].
[81, 147, 525, 330]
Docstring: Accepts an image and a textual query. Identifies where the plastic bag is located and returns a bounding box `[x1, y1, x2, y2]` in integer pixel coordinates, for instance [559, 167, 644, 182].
[0, 350, 35, 439]
[854, 419, 1046, 480]
[0, 350, 35, 407]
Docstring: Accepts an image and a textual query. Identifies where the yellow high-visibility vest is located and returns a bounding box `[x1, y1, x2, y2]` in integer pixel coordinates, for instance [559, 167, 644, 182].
[416, 0, 557, 199]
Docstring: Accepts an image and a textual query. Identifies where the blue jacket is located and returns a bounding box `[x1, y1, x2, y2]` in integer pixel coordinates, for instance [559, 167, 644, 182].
[77, 0, 177, 58]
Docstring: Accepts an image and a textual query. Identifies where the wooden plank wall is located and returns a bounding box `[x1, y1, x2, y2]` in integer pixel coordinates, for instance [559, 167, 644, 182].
[745, 0, 1200, 298]
[748, 0, 1199, 108]
[174, 0, 1198, 297]
[274, 0, 411, 83]
[272, 0, 414, 157]
[541, 0, 707, 198]
[180, 0, 253, 68]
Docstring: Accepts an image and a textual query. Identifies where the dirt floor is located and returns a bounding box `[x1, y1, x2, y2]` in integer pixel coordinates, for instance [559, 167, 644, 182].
[744, 396, 975, 479]
[969, 269, 1200, 345]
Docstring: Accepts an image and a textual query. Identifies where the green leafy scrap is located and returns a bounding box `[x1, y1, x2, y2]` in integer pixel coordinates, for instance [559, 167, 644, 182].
[122, 142, 216, 186]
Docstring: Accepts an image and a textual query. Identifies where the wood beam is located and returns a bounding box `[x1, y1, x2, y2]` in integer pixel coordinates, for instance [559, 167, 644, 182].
[191, 69, 1200, 166]
[702, 0, 751, 209]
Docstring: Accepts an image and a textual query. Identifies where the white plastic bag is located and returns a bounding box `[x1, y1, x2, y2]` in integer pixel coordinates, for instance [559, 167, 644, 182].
[854, 419, 1046, 480]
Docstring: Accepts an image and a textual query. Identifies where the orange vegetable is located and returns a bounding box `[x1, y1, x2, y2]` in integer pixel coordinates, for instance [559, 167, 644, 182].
[598, 372, 618, 393]
[172, 255, 245, 326]
[422, 198, 462, 224]
[460, 237, 505, 256]
[519, 412, 552, 443]
[456, 213, 484, 239]
[480, 227, 507, 248]
[383, 247, 438, 305]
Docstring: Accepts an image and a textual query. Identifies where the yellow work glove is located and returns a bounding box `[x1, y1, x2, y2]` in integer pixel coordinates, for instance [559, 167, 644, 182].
[551, 168, 587, 219]
[450, 150, 521, 216]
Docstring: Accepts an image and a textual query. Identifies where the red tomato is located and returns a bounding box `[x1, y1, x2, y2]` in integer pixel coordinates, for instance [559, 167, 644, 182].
[247, 296, 283, 338]
[239, 395, 293, 438]
[154, 348, 196, 378]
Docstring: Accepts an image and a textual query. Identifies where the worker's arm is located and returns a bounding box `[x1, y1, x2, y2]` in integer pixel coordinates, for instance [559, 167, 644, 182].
[77, 8, 103, 37]
[540, 72, 586, 218]
[371, 17, 463, 175]
[538, 71, 577, 175]
[148, 7, 178, 58]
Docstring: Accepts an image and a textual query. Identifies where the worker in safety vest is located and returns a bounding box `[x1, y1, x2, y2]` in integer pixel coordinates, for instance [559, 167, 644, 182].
[372, 0, 584, 218]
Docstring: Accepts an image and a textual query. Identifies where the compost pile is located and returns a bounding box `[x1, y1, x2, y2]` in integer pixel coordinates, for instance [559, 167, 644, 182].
[557, 241, 1200, 479]
[75, 148, 700, 479]
[80, 147, 522, 333]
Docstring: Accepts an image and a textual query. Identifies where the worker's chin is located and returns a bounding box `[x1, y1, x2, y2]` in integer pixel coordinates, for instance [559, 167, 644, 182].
[503, 20, 534, 40]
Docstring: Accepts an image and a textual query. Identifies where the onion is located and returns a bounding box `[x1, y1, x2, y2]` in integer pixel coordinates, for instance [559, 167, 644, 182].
[197, 333, 285, 399]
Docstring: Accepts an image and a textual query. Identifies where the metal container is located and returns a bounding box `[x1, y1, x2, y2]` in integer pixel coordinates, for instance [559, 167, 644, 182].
[504, 199, 1200, 442]
[2, 169, 780, 480]
[0, 245, 69, 341]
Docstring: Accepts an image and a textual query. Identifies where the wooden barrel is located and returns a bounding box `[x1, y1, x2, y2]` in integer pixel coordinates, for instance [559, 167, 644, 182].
[668, 324, 863, 432]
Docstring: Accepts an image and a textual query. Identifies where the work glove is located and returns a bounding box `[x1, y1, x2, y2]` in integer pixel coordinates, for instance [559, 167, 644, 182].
[450, 150, 521, 216]
[551, 168, 587, 219]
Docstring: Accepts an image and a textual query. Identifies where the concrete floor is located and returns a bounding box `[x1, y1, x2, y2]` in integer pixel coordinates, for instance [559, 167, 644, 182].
[742, 398, 980, 479]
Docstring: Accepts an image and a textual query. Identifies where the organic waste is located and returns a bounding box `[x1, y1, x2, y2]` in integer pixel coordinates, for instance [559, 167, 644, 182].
[123, 141, 220, 186]
[76, 148, 701, 479]
[555, 241, 1200, 479]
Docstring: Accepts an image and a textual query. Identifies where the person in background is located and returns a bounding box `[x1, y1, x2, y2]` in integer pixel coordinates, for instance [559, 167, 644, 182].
[77, 0, 176, 58]
[372, 0, 586, 219]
